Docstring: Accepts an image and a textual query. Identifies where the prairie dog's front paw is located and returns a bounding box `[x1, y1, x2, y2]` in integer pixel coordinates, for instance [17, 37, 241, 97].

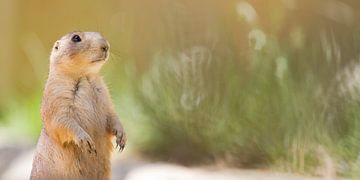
[112, 128, 126, 152]
[74, 131, 97, 155]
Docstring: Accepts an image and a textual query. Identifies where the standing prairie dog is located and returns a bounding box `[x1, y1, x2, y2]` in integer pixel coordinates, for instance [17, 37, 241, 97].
[30, 31, 126, 180]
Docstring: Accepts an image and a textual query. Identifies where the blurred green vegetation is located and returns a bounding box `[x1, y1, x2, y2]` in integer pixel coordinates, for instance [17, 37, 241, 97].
[1, 0, 360, 177]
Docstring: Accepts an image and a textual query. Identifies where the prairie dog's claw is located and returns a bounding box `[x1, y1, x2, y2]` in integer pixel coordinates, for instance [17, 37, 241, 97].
[75, 131, 96, 155]
[114, 129, 126, 152]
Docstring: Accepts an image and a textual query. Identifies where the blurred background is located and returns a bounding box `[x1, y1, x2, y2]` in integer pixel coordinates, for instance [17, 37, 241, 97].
[1, 0, 360, 179]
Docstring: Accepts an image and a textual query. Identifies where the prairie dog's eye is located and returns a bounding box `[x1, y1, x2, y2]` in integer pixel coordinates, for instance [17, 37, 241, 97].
[71, 35, 81, 43]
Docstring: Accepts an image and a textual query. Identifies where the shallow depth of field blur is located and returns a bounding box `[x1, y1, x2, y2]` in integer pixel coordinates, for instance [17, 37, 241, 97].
[1, 0, 360, 178]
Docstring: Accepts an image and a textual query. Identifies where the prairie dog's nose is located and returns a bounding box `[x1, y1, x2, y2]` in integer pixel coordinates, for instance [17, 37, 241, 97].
[101, 44, 109, 52]
[100, 40, 110, 52]
[87, 32, 110, 52]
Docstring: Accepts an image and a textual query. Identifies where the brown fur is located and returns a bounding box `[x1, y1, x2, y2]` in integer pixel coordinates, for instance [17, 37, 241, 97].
[30, 32, 126, 180]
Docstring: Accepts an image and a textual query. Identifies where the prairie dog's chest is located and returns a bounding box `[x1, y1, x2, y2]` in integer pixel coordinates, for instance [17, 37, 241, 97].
[73, 77, 108, 113]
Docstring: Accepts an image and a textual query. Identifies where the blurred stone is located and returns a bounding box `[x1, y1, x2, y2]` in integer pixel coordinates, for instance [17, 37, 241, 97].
[123, 163, 321, 180]
[112, 158, 147, 180]
[1, 148, 34, 180]
[0, 148, 324, 180]
[0, 146, 23, 176]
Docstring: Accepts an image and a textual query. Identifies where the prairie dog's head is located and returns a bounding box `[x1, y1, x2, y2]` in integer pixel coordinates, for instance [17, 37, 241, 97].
[50, 31, 110, 74]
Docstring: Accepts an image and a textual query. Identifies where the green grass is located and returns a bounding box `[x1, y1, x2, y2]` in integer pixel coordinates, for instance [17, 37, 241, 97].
[126, 43, 360, 177]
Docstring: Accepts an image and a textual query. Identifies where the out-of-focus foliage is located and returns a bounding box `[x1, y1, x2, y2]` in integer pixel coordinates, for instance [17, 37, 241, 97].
[1, 0, 360, 177]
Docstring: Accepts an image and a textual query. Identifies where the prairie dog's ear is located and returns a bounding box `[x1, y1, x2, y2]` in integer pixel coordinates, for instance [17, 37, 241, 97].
[50, 40, 62, 64]
[53, 41, 60, 51]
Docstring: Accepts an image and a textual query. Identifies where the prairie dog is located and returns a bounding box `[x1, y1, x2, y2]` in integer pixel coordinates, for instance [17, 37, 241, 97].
[30, 31, 126, 180]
